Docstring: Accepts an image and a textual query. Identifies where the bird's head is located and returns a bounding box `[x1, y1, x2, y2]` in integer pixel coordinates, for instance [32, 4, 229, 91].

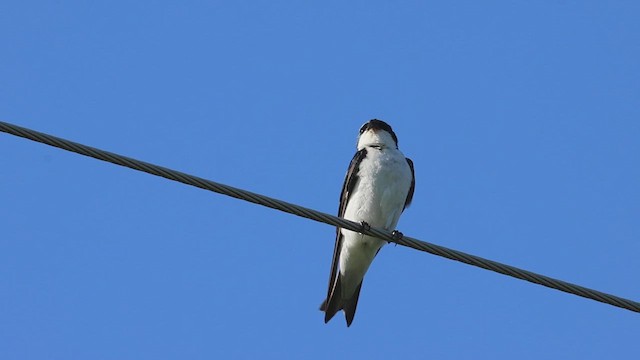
[356, 119, 399, 150]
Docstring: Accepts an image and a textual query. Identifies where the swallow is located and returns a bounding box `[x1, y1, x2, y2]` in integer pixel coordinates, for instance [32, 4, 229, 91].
[320, 119, 415, 326]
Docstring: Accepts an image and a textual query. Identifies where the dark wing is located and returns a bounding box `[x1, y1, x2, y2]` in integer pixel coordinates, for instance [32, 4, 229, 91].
[320, 148, 367, 324]
[403, 157, 415, 210]
[338, 148, 368, 217]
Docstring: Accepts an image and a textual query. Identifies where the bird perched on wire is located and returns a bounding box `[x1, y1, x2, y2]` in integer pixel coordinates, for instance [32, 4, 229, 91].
[320, 119, 415, 326]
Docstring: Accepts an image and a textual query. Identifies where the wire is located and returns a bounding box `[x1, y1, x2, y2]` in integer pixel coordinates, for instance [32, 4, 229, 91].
[1, 120, 639, 313]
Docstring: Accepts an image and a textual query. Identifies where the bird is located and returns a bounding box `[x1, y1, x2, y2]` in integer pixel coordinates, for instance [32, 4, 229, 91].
[320, 119, 415, 326]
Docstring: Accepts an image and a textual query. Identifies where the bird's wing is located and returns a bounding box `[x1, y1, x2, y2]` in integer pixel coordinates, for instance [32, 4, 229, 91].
[404, 157, 415, 210]
[321, 148, 367, 322]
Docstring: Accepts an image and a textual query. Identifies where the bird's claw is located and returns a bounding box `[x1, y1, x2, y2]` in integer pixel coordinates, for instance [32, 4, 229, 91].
[360, 221, 371, 233]
[390, 230, 404, 244]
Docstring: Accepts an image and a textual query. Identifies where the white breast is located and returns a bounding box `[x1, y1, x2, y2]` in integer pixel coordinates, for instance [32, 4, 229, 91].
[338, 147, 413, 296]
[344, 147, 412, 229]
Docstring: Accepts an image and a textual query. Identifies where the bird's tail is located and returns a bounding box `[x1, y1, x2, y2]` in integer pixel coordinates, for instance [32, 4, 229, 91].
[320, 275, 363, 327]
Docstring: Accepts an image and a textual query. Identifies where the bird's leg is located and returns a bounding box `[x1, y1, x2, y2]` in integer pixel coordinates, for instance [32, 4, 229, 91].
[359, 221, 371, 233]
[390, 230, 404, 245]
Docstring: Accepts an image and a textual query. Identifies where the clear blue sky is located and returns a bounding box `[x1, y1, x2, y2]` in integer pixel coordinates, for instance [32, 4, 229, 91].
[1, 1, 638, 359]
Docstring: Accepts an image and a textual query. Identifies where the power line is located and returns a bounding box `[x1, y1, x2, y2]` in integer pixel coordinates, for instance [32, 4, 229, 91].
[1, 120, 639, 314]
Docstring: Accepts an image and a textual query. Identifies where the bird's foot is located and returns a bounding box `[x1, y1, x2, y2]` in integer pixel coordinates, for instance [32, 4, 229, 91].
[390, 230, 404, 245]
[359, 221, 371, 233]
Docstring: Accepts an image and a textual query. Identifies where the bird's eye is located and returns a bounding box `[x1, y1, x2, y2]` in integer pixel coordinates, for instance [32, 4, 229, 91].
[359, 124, 368, 134]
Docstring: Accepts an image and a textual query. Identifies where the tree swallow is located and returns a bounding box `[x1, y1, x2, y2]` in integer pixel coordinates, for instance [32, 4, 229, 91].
[320, 119, 415, 326]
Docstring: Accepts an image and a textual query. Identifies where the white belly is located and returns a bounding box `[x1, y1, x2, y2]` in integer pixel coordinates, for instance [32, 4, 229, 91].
[338, 147, 413, 297]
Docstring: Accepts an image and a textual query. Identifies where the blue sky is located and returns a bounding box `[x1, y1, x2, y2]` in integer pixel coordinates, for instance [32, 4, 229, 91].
[1, 1, 639, 359]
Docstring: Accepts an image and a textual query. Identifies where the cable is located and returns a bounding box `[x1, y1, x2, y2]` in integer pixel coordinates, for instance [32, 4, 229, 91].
[1, 120, 639, 313]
